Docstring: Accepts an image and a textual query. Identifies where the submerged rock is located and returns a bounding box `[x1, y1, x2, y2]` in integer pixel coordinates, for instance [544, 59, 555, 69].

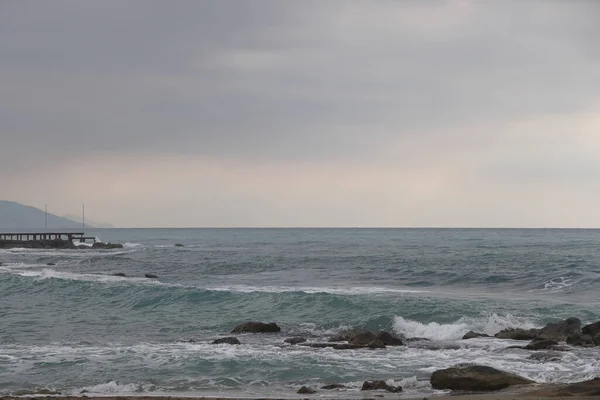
[348, 331, 377, 345]
[46, 262, 56, 266]
[463, 331, 490, 339]
[112, 272, 127, 277]
[321, 383, 345, 390]
[361, 380, 402, 392]
[174, 243, 184, 247]
[494, 328, 540, 340]
[212, 337, 241, 345]
[92, 242, 124, 249]
[297, 386, 316, 394]
[284, 337, 307, 345]
[524, 339, 558, 350]
[430, 364, 534, 391]
[527, 352, 562, 362]
[144, 273, 159, 279]
[231, 321, 281, 333]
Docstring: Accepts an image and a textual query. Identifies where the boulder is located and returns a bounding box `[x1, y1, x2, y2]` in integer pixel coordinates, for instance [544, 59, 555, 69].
[212, 337, 241, 345]
[144, 273, 159, 279]
[231, 321, 281, 334]
[594, 333, 600, 346]
[494, 328, 540, 340]
[174, 243, 184, 247]
[582, 321, 600, 337]
[321, 384, 345, 390]
[112, 272, 127, 277]
[430, 364, 534, 391]
[366, 340, 386, 349]
[463, 331, 490, 340]
[375, 331, 404, 346]
[284, 337, 307, 345]
[524, 339, 558, 350]
[536, 317, 581, 341]
[297, 386, 316, 394]
[566, 333, 595, 347]
[349, 331, 377, 345]
[361, 381, 402, 392]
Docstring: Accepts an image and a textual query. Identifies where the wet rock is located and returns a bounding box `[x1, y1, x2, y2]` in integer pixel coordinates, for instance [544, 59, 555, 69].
[92, 242, 124, 249]
[297, 386, 316, 394]
[529, 378, 600, 397]
[349, 331, 377, 345]
[430, 364, 534, 391]
[47, 262, 56, 266]
[566, 333, 595, 347]
[231, 321, 281, 334]
[375, 331, 404, 346]
[367, 340, 386, 349]
[212, 337, 241, 345]
[582, 321, 600, 337]
[112, 272, 127, 277]
[144, 273, 159, 279]
[284, 337, 307, 345]
[536, 317, 581, 341]
[594, 333, 600, 346]
[494, 328, 540, 340]
[321, 383, 345, 390]
[524, 339, 558, 350]
[463, 331, 490, 339]
[301, 342, 368, 350]
[174, 243, 184, 247]
[361, 380, 402, 392]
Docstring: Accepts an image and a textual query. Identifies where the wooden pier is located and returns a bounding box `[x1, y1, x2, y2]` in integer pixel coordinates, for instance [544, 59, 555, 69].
[0, 232, 96, 243]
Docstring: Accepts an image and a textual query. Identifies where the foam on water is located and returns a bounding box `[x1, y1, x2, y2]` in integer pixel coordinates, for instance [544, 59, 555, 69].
[207, 284, 428, 295]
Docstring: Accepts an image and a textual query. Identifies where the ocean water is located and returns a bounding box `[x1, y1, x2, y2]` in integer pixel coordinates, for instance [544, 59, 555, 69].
[1, 228, 599, 398]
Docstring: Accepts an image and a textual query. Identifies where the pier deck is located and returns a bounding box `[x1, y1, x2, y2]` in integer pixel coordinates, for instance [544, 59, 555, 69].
[0, 232, 96, 243]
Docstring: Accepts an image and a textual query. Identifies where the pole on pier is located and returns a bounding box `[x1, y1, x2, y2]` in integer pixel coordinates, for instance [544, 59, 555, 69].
[82, 203, 85, 229]
[45, 204, 47, 229]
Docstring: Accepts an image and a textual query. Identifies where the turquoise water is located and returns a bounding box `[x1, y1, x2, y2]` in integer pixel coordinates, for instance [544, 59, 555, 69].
[1, 228, 599, 397]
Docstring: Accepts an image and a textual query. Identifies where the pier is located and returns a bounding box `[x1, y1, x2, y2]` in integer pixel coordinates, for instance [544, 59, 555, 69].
[0, 232, 96, 243]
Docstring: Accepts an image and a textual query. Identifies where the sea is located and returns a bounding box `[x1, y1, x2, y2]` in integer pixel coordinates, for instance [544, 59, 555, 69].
[1, 228, 599, 398]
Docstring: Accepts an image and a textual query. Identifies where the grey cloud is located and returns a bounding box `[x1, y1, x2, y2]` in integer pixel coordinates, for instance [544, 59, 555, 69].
[2, 1, 600, 168]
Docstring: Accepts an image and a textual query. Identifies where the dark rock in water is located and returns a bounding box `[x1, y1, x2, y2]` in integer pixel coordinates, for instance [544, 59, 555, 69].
[284, 337, 307, 345]
[582, 321, 600, 337]
[375, 331, 404, 346]
[349, 331, 377, 345]
[536, 317, 581, 341]
[174, 243, 184, 247]
[112, 272, 127, 277]
[494, 328, 540, 340]
[463, 331, 490, 340]
[301, 342, 368, 350]
[527, 352, 562, 362]
[594, 333, 600, 346]
[430, 364, 534, 391]
[410, 341, 461, 351]
[328, 329, 361, 342]
[46, 262, 56, 266]
[297, 386, 316, 394]
[321, 383, 345, 390]
[361, 380, 402, 392]
[212, 337, 241, 345]
[231, 321, 281, 334]
[566, 333, 595, 347]
[92, 242, 124, 249]
[144, 273, 159, 279]
[366, 339, 386, 349]
[524, 339, 558, 350]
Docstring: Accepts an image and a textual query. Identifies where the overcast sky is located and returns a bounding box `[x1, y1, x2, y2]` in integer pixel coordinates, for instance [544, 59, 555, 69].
[2, 1, 600, 227]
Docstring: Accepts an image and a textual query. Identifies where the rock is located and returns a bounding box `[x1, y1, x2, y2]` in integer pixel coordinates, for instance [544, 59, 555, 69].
[321, 383, 345, 390]
[566, 333, 595, 347]
[212, 337, 241, 345]
[527, 352, 562, 362]
[349, 331, 377, 345]
[231, 321, 281, 334]
[430, 364, 535, 391]
[529, 378, 600, 397]
[144, 273, 159, 279]
[92, 242, 124, 249]
[582, 321, 600, 337]
[367, 340, 386, 349]
[361, 381, 402, 392]
[375, 331, 404, 346]
[328, 329, 361, 342]
[536, 317, 581, 341]
[47, 262, 56, 266]
[301, 342, 366, 350]
[463, 331, 490, 339]
[494, 328, 540, 340]
[524, 339, 558, 350]
[174, 243, 184, 247]
[284, 337, 307, 345]
[297, 386, 316, 394]
[112, 272, 127, 277]
[594, 333, 600, 346]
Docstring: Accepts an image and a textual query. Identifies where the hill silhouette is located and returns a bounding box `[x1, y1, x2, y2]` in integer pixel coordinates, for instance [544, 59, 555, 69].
[0, 200, 89, 230]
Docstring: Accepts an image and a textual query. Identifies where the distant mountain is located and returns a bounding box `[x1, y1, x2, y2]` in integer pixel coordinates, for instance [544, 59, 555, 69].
[0, 200, 94, 230]
[62, 214, 114, 229]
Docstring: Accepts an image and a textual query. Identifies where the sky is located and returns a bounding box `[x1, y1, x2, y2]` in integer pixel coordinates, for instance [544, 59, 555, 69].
[1, 1, 600, 228]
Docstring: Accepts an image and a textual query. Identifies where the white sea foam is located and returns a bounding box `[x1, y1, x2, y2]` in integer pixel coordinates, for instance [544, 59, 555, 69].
[206, 284, 428, 295]
[393, 313, 541, 341]
[6, 268, 163, 285]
